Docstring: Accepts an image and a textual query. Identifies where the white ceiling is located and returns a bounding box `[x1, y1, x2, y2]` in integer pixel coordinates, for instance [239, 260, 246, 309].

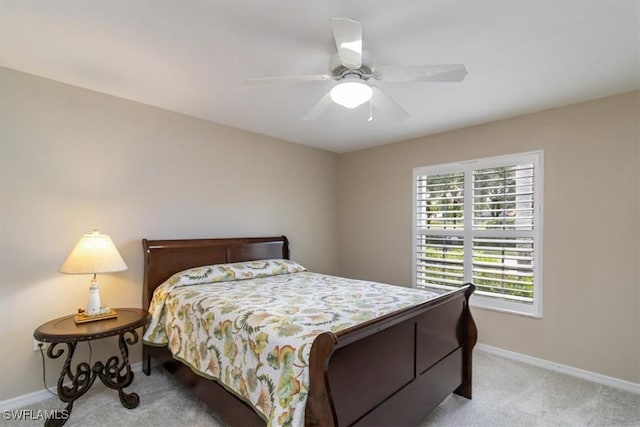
[1, 2, 638, 153]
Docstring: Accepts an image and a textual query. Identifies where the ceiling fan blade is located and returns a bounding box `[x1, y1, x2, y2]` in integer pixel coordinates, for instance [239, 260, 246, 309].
[303, 92, 333, 121]
[370, 86, 409, 121]
[331, 18, 362, 69]
[374, 64, 467, 82]
[246, 74, 332, 85]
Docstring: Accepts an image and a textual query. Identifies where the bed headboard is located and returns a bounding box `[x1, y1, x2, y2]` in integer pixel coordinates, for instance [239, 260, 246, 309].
[142, 236, 290, 308]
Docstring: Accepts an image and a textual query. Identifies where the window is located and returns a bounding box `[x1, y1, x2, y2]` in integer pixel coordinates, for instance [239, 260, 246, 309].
[413, 151, 543, 317]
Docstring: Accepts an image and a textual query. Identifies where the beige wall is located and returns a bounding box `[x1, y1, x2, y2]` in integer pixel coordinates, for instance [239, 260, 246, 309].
[338, 91, 640, 383]
[0, 67, 339, 400]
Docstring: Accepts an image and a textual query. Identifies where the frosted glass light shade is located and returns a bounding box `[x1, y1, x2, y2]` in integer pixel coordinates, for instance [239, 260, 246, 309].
[330, 81, 372, 109]
[59, 230, 128, 274]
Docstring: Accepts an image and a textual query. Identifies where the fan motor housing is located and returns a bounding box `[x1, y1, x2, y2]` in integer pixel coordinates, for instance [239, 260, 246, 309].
[329, 52, 374, 80]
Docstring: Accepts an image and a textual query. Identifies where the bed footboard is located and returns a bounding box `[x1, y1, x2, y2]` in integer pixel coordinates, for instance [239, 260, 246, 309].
[305, 284, 476, 426]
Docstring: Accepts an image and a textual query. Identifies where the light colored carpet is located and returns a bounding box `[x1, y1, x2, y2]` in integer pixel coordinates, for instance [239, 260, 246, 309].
[5, 351, 640, 426]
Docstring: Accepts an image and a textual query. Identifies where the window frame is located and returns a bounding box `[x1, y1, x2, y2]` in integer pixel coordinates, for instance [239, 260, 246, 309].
[412, 150, 544, 318]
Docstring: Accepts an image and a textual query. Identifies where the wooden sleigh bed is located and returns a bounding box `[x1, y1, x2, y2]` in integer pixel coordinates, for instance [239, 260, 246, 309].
[141, 236, 477, 426]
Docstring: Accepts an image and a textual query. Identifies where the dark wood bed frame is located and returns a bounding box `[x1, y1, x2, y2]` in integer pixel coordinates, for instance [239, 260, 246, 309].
[141, 236, 477, 426]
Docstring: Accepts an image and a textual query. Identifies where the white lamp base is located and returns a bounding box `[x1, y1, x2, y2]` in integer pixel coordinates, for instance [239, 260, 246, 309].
[87, 279, 103, 315]
[75, 279, 117, 323]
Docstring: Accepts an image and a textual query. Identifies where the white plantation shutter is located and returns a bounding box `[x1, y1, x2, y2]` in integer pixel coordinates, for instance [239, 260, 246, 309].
[415, 172, 465, 290]
[413, 152, 543, 317]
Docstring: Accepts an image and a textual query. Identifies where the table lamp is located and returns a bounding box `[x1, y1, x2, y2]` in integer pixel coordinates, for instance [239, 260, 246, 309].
[59, 230, 128, 323]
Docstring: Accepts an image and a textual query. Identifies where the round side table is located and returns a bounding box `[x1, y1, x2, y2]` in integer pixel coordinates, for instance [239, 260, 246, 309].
[33, 308, 149, 427]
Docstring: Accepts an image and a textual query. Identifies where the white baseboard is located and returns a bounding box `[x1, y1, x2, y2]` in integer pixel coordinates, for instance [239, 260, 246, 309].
[0, 361, 145, 412]
[476, 343, 640, 395]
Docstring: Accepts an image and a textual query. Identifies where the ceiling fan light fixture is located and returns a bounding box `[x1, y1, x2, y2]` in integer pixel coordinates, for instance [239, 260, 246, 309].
[330, 81, 372, 109]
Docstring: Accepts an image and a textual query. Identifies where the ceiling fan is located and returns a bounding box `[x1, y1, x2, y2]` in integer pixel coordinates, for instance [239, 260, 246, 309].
[247, 18, 467, 121]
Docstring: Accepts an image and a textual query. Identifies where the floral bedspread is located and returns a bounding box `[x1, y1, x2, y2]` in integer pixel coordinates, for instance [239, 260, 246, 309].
[143, 259, 440, 427]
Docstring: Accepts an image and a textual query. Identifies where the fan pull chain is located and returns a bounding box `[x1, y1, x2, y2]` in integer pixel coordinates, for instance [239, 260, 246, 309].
[368, 100, 373, 122]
